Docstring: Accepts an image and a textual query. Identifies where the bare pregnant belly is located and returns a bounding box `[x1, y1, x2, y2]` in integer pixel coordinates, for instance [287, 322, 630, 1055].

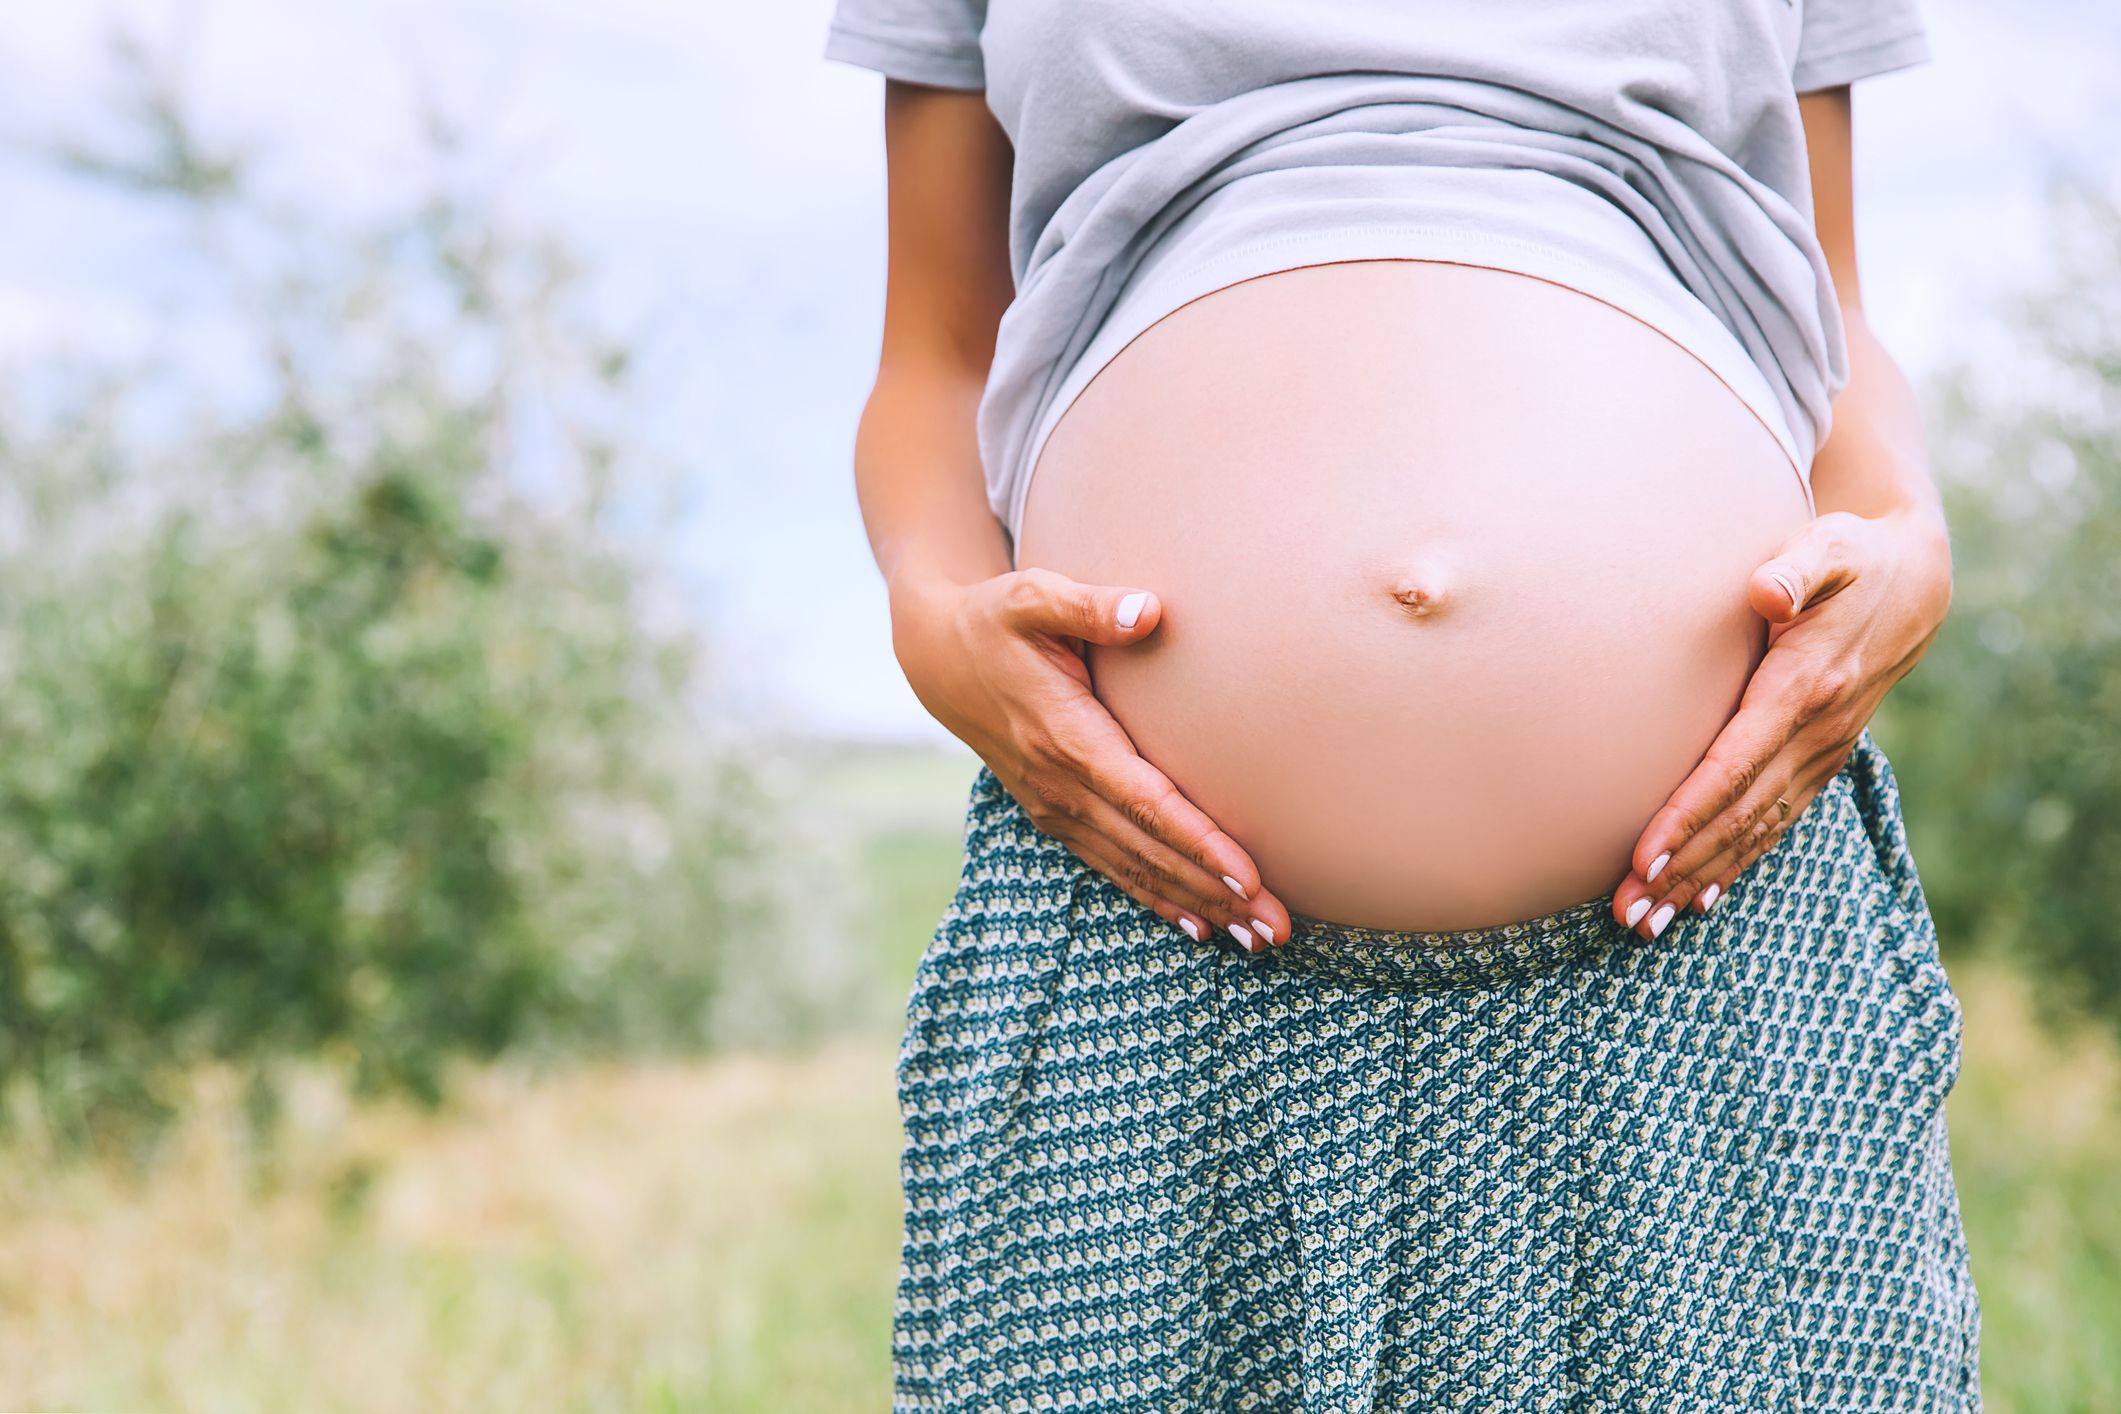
[1013, 259, 1813, 933]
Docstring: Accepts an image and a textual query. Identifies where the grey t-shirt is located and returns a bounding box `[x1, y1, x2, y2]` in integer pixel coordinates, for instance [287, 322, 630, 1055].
[823, 0, 1933, 547]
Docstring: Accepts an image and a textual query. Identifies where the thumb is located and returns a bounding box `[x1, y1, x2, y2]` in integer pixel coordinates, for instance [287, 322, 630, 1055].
[1002, 566, 1164, 646]
[1749, 520, 1853, 624]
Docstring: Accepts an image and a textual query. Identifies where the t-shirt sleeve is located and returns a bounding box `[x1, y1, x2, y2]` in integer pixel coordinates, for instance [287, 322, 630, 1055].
[821, 0, 987, 91]
[1792, 0, 1935, 93]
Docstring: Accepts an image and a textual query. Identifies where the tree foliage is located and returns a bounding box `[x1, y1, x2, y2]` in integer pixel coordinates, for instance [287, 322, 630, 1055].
[1882, 179, 2121, 1044]
[0, 56, 816, 1143]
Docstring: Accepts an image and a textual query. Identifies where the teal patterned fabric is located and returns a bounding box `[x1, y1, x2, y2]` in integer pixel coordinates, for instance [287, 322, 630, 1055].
[893, 727, 1980, 1412]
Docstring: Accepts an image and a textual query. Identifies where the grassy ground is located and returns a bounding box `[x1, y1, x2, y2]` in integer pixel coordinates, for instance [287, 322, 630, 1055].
[0, 1046, 905, 1412]
[0, 963, 2114, 1412]
[0, 745, 2115, 1411]
[1948, 974, 2121, 1413]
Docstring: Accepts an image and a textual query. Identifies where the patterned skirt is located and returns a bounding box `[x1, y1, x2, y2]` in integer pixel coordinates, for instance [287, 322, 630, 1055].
[891, 727, 1981, 1412]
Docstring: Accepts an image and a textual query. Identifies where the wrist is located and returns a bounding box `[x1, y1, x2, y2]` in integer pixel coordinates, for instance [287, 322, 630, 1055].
[886, 558, 989, 683]
[887, 556, 980, 627]
[1875, 501, 1955, 628]
[1875, 498, 1950, 565]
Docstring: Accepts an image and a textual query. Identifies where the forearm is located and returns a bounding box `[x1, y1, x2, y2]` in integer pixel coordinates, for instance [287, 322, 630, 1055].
[1800, 307, 1955, 675]
[1807, 307, 1948, 539]
[853, 363, 1013, 617]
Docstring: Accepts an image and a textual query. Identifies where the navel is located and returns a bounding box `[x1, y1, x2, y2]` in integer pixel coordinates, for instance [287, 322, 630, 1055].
[1385, 565, 1455, 620]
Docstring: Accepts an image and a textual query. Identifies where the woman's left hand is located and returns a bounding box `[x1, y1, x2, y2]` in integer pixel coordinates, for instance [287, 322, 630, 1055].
[1613, 505, 1954, 938]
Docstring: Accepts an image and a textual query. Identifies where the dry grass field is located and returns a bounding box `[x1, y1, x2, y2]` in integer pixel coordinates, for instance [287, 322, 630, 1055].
[0, 957, 2115, 1413]
[0, 1045, 902, 1412]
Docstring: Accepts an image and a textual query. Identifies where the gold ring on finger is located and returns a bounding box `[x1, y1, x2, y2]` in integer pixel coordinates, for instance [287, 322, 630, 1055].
[1776, 795, 1792, 822]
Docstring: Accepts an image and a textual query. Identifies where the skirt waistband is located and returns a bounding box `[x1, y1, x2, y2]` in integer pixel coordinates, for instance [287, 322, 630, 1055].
[966, 734, 1885, 994]
[1266, 891, 1638, 990]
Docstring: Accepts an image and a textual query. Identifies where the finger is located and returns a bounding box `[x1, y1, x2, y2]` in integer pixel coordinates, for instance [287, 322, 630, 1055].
[1626, 651, 1856, 893]
[1081, 748, 1291, 933]
[1070, 788, 1292, 946]
[1624, 623, 1864, 884]
[1623, 693, 1796, 904]
[1611, 658, 1818, 935]
[1675, 742, 1854, 915]
[1037, 696, 1288, 922]
[997, 566, 1164, 648]
[1691, 866, 1736, 914]
[1750, 511, 1863, 626]
[1065, 789, 1275, 935]
[1002, 760, 1270, 943]
[1056, 822, 1264, 954]
[1624, 743, 1844, 938]
[1630, 792, 1788, 936]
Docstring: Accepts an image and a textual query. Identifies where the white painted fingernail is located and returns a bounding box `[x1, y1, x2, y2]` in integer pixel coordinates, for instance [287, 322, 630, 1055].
[1646, 852, 1671, 883]
[1228, 923, 1259, 952]
[1625, 897, 1652, 927]
[1116, 592, 1148, 629]
[1769, 571, 1801, 614]
[1222, 874, 1249, 900]
[1648, 902, 1676, 938]
[1178, 917, 1201, 942]
[1699, 883, 1721, 911]
[1249, 918, 1275, 946]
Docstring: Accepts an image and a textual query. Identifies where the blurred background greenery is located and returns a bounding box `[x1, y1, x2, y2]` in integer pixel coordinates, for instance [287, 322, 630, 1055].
[0, 9, 2117, 1414]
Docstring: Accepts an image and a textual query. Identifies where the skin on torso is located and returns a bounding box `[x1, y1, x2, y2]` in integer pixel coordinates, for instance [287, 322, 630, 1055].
[1014, 257, 1813, 932]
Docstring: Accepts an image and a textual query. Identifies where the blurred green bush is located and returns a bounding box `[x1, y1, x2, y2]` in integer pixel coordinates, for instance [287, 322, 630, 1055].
[3, 42, 2117, 1149]
[0, 71, 824, 1143]
[1882, 180, 2121, 1044]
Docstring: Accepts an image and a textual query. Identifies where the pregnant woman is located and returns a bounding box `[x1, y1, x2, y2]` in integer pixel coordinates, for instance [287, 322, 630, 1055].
[825, 0, 1975, 1408]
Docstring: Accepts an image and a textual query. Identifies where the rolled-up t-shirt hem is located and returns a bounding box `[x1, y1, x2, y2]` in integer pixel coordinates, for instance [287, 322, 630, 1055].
[1003, 215, 1816, 552]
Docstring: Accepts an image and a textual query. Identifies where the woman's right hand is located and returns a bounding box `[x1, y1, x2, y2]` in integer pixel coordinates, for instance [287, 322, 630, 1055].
[891, 565, 1292, 952]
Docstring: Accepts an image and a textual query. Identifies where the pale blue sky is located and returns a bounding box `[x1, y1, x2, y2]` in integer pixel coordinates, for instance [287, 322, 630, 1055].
[1, 0, 2115, 741]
